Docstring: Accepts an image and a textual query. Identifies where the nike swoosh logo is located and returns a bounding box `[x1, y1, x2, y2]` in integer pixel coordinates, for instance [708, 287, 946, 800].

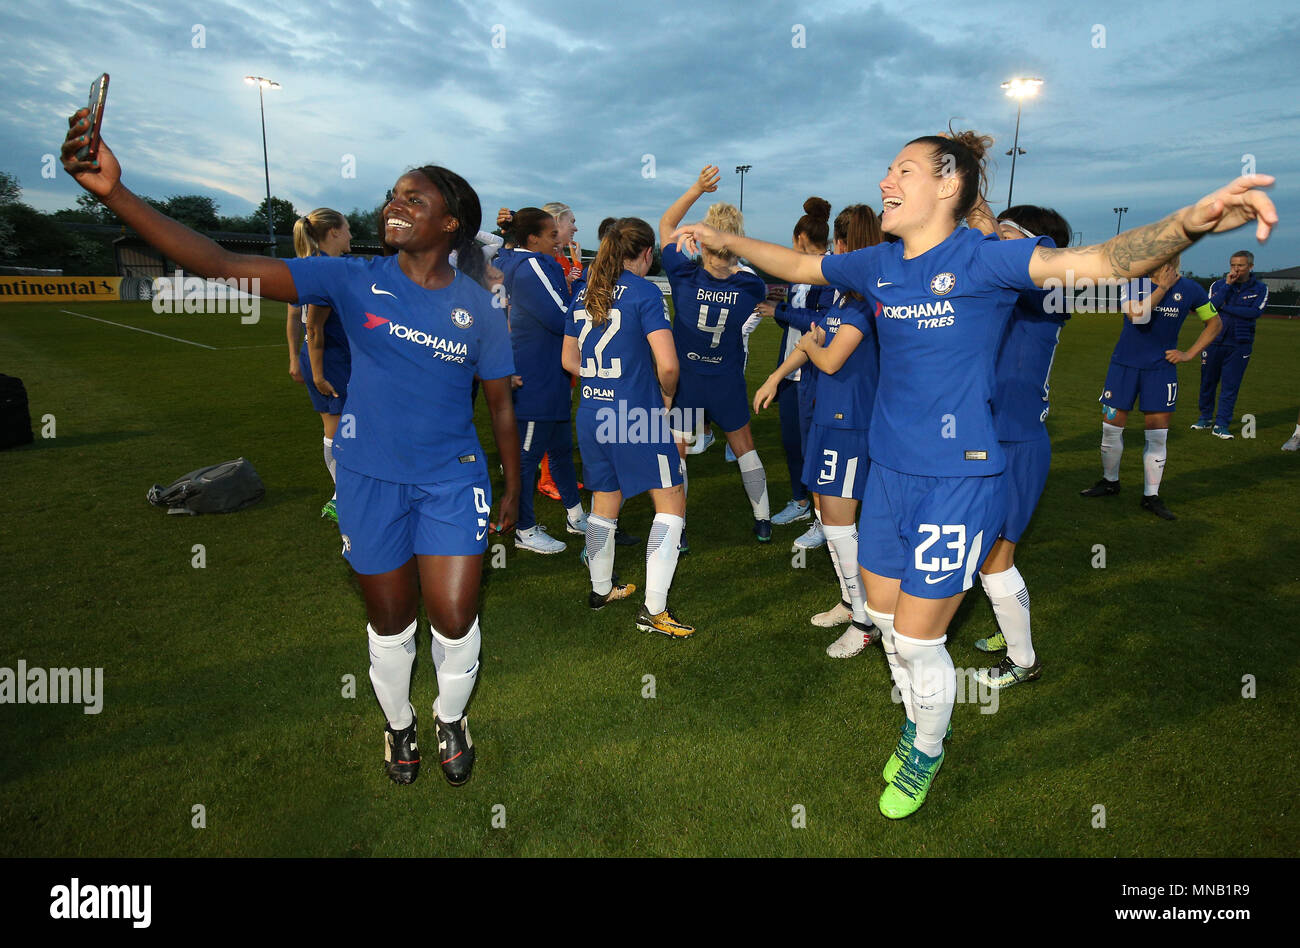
[476, 529, 488, 541]
[371, 284, 397, 298]
[924, 572, 954, 585]
[876, 278, 893, 287]
[363, 312, 390, 329]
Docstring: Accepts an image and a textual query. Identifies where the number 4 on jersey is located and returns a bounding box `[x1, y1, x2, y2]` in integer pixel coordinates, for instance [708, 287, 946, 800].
[697, 304, 728, 348]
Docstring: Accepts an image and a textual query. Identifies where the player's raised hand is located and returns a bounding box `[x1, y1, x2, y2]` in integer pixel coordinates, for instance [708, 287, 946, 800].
[1182, 174, 1277, 242]
[1154, 261, 1179, 288]
[61, 108, 120, 200]
[497, 207, 513, 229]
[671, 222, 725, 257]
[696, 165, 721, 194]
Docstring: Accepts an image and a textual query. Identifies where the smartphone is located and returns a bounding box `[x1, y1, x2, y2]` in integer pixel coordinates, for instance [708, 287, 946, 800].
[76, 73, 109, 162]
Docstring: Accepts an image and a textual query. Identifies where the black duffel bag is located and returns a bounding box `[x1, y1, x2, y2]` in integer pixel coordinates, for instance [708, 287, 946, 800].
[147, 457, 266, 515]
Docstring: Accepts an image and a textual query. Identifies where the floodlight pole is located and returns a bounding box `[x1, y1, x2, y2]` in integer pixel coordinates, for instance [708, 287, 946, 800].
[735, 165, 752, 212]
[1114, 206, 1128, 235]
[1007, 100, 1023, 209]
[246, 76, 279, 256]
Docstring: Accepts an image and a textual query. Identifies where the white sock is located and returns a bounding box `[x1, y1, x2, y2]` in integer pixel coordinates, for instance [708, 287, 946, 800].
[680, 457, 688, 498]
[644, 512, 684, 614]
[431, 619, 481, 723]
[980, 567, 1035, 667]
[323, 436, 337, 484]
[736, 449, 770, 520]
[1101, 422, 1123, 482]
[893, 629, 955, 758]
[585, 513, 617, 595]
[871, 608, 913, 722]
[824, 542, 852, 606]
[1143, 428, 1168, 497]
[367, 620, 417, 730]
[1293, 424, 1300, 438]
[822, 524, 866, 624]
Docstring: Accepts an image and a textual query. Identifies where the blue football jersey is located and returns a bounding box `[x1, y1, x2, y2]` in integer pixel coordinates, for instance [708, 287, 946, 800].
[820, 227, 1044, 477]
[286, 254, 515, 483]
[497, 248, 573, 421]
[813, 291, 879, 430]
[992, 287, 1068, 442]
[565, 273, 673, 420]
[1111, 277, 1213, 370]
[660, 244, 767, 376]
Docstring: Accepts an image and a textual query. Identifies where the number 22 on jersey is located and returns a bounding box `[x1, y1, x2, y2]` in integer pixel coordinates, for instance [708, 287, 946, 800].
[576, 308, 623, 379]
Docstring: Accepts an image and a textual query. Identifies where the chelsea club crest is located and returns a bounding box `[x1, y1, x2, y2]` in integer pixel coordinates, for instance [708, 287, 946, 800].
[930, 272, 956, 296]
[450, 308, 474, 329]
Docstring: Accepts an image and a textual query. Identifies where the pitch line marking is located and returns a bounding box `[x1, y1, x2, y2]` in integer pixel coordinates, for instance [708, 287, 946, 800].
[60, 309, 216, 349]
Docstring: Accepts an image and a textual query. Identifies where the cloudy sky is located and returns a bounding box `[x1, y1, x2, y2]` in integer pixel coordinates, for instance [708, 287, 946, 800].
[3, 0, 1296, 275]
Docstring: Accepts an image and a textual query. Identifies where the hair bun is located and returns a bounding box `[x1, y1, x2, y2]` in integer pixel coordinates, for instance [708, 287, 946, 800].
[949, 128, 993, 163]
[803, 196, 831, 221]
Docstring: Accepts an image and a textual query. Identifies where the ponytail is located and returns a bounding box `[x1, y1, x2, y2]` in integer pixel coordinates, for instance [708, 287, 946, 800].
[585, 217, 655, 326]
[832, 205, 882, 301]
[293, 207, 345, 258]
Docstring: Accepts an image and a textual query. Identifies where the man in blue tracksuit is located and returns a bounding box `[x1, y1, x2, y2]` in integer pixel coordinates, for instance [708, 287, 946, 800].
[1193, 251, 1269, 439]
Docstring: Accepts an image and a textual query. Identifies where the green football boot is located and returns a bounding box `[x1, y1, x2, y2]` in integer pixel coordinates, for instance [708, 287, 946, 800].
[974, 629, 1006, 653]
[975, 655, 1043, 690]
[879, 745, 945, 819]
[883, 718, 952, 783]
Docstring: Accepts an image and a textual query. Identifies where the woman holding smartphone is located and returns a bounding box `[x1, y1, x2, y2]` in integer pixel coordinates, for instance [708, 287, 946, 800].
[62, 107, 523, 791]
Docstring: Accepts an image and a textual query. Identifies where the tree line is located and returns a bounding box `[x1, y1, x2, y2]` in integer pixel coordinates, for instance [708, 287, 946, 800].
[0, 170, 378, 276]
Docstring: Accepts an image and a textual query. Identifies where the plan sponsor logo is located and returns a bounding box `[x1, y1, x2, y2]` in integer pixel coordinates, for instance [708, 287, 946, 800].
[0, 660, 103, 714]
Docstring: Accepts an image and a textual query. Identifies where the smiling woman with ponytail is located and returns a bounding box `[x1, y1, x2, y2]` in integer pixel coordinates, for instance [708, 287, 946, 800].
[62, 104, 523, 790]
[669, 124, 1277, 820]
[286, 207, 350, 522]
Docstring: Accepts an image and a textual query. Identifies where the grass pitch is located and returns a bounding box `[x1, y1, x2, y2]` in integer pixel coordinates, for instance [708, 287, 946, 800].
[1, 300, 1296, 857]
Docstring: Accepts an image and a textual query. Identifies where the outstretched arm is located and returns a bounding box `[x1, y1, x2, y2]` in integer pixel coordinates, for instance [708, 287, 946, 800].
[1028, 174, 1276, 286]
[670, 224, 828, 286]
[659, 165, 720, 246]
[61, 108, 298, 301]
